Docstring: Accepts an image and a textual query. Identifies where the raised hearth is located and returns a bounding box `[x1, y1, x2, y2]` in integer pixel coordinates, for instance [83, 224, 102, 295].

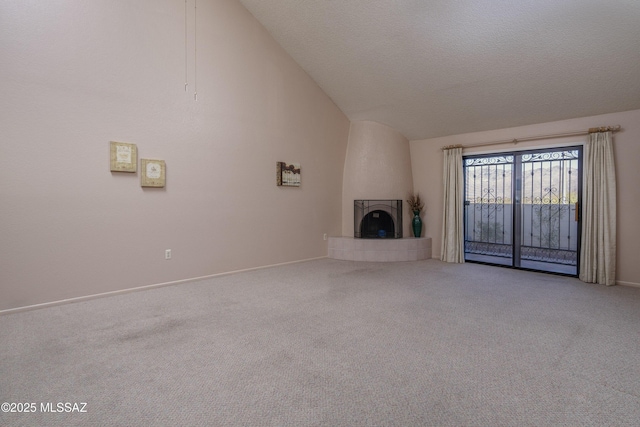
[328, 237, 432, 262]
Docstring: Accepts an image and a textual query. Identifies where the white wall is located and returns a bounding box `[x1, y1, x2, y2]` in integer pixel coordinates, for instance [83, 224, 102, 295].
[410, 109, 640, 286]
[341, 121, 413, 238]
[0, 0, 350, 311]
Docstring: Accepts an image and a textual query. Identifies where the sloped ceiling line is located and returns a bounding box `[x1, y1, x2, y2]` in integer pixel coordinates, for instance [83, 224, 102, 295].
[238, 0, 640, 140]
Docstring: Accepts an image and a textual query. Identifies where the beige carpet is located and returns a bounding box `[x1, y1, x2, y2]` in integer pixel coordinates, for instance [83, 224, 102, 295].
[1, 259, 639, 426]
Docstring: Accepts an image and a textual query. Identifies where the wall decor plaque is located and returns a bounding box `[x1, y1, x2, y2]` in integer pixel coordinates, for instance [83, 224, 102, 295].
[140, 159, 166, 187]
[110, 141, 137, 172]
[276, 162, 301, 187]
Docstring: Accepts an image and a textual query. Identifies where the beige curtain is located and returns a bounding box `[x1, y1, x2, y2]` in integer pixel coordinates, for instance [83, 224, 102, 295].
[441, 147, 465, 263]
[580, 131, 617, 286]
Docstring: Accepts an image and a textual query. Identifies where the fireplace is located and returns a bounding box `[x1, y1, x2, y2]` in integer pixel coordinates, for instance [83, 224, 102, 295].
[354, 200, 403, 239]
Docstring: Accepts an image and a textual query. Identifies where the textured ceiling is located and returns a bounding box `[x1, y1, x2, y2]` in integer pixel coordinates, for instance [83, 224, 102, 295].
[238, 0, 640, 140]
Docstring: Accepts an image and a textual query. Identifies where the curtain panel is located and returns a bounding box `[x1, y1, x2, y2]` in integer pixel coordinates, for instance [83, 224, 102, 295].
[441, 147, 465, 263]
[579, 131, 617, 286]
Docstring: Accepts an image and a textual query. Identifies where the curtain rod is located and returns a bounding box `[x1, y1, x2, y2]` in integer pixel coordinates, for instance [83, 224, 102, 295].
[441, 125, 621, 151]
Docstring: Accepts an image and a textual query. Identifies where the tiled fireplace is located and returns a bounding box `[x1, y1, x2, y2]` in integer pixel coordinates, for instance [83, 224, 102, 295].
[327, 199, 431, 262]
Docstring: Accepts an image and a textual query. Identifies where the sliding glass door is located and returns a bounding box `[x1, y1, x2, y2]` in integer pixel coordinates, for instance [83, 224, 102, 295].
[464, 147, 582, 275]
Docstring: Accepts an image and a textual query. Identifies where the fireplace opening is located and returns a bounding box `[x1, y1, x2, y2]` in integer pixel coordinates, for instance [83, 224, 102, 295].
[360, 210, 395, 238]
[354, 200, 402, 239]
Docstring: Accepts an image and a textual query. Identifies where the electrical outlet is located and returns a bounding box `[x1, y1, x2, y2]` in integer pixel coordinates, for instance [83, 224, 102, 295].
[323, 233, 327, 241]
[165, 249, 172, 260]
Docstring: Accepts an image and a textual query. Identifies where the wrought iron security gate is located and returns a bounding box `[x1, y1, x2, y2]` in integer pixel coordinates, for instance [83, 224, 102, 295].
[464, 147, 582, 275]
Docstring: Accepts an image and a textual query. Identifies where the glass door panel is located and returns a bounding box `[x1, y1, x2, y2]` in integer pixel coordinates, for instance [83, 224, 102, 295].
[464, 155, 514, 266]
[519, 150, 580, 275]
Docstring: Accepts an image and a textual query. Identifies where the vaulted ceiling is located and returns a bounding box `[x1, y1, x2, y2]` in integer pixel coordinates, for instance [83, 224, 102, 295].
[238, 0, 640, 140]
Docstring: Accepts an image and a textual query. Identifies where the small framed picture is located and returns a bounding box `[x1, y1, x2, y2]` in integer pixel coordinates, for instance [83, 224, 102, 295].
[140, 159, 166, 187]
[276, 162, 301, 187]
[110, 141, 137, 172]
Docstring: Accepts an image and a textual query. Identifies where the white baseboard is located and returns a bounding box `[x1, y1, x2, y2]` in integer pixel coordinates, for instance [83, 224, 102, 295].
[617, 280, 640, 288]
[0, 256, 327, 316]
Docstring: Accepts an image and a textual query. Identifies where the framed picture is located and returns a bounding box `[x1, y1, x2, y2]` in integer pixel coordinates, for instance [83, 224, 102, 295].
[110, 141, 137, 172]
[140, 159, 166, 187]
[276, 162, 301, 187]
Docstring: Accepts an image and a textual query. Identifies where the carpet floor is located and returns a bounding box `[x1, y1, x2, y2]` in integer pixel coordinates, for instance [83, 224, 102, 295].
[1, 259, 639, 426]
